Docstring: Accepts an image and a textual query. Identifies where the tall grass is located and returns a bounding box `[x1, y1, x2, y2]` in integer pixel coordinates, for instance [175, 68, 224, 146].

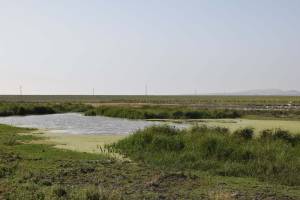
[0, 103, 92, 116]
[1, 102, 299, 120]
[109, 125, 300, 186]
[85, 105, 242, 119]
[85, 105, 300, 120]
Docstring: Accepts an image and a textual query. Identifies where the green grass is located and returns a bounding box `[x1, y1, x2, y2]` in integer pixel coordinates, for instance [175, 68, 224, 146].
[195, 118, 300, 134]
[0, 102, 92, 116]
[85, 105, 242, 119]
[0, 124, 125, 199]
[85, 104, 300, 120]
[2, 96, 300, 120]
[1, 124, 300, 199]
[109, 125, 300, 186]
[0, 95, 300, 105]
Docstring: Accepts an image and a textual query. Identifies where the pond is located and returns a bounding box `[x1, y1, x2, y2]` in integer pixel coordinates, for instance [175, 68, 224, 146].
[0, 113, 166, 135]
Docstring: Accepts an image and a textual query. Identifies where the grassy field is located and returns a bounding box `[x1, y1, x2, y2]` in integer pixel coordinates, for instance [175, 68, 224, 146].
[1, 95, 300, 106]
[198, 119, 300, 134]
[0, 102, 92, 116]
[1, 95, 300, 121]
[1, 124, 300, 199]
[150, 118, 300, 134]
[85, 104, 300, 120]
[85, 105, 242, 119]
[110, 125, 300, 186]
[1, 96, 300, 199]
[3, 101, 300, 120]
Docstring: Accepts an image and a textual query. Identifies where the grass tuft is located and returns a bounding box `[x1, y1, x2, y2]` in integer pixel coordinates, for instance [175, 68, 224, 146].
[53, 185, 68, 198]
[233, 127, 254, 140]
[110, 125, 300, 186]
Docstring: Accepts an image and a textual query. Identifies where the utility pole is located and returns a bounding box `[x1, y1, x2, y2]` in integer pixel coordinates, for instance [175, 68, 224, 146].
[92, 88, 95, 96]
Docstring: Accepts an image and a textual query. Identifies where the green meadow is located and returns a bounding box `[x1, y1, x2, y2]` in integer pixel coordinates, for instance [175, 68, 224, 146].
[0, 124, 300, 199]
[197, 118, 300, 134]
[1, 96, 300, 199]
[1, 95, 300, 105]
[150, 118, 300, 134]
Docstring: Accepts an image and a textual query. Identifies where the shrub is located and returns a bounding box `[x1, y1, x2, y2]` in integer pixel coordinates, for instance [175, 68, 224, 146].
[0, 102, 92, 116]
[0, 165, 13, 178]
[233, 128, 254, 140]
[190, 125, 210, 133]
[212, 126, 229, 135]
[110, 125, 300, 186]
[86, 187, 102, 200]
[3, 133, 17, 146]
[260, 129, 273, 139]
[273, 129, 293, 143]
[53, 185, 67, 198]
[84, 105, 243, 119]
[151, 135, 185, 152]
[85, 110, 97, 116]
[85, 186, 123, 200]
[260, 129, 300, 146]
[172, 111, 184, 119]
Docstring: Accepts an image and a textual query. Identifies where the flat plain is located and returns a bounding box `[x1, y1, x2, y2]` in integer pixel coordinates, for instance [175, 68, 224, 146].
[0, 95, 300, 199]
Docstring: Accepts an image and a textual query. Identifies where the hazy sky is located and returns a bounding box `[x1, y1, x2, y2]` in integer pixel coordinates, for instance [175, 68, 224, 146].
[0, 0, 299, 95]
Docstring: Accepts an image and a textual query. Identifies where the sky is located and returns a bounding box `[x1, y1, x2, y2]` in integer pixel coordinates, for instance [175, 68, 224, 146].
[0, 0, 299, 95]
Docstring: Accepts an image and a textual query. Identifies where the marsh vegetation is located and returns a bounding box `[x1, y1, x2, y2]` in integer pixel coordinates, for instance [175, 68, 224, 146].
[0, 124, 299, 199]
[0, 102, 92, 116]
[1, 96, 300, 199]
[1, 100, 300, 121]
[1, 95, 300, 106]
[85, 105, 242, 119]
[109, 125, 300, 186]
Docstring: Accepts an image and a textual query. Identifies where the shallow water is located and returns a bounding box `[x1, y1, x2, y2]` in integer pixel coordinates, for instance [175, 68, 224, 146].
[0, 113, 166, 135]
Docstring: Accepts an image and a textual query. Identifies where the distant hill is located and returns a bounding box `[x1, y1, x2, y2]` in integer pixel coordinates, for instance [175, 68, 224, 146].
[225, 89, 300, 96]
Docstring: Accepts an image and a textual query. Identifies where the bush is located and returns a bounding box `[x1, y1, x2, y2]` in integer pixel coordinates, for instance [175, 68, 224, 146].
[273, 129, 293, 143]
[0, 165, 14, 178]
[151, 135, 185, 152]
[260, 129, 273, 139]
[110, 125, 300, 186]
[85, 110, 97, 116]
[85, 186, 123, 200]
[233, 128, 254, 140]
[86, 187, 102, 200]
[172, 111, 184, 119]
[260, 129, 300, 146]
[3, 133, 17, 146]
[0, 103, 92, 116]
[53, 185, 67, 198]
[84, 105, 243, 119]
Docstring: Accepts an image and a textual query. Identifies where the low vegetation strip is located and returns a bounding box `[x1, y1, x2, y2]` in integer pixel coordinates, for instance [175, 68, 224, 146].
[0, 103, 92, 116]
[1, 95, 300, 106]
[2, 102, 300, 121]
[85, 105, 242, 119]
[85, 105, 300, 120]
[109, 125, 300, 186]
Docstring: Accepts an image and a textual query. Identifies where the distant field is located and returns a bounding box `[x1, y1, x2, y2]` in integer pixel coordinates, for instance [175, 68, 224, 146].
[1, 95, 300, 107]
